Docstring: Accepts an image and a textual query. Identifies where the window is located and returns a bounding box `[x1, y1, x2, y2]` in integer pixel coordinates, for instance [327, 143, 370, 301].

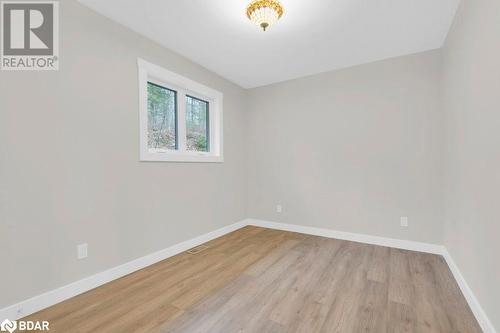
[186, 95, 209, 152]
[138, 58, 223, 162]
[147, 82, 177, 151]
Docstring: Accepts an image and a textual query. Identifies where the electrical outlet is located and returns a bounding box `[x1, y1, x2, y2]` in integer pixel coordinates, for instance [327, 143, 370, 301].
[276, 204, 282, 213]
[400, 216, 409, 227]
[77, 243, 88, 259]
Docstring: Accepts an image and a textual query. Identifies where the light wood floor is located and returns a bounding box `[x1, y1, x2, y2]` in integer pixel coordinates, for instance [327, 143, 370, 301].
[24, 226, 481, 332]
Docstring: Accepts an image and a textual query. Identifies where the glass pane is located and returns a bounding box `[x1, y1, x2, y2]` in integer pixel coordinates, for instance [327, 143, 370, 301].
[186, 95, 209, 152]
[147, 82, 177, 152]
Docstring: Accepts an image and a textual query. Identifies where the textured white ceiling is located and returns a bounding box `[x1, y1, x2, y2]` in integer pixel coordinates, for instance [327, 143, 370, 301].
[79, 0, 460, 88]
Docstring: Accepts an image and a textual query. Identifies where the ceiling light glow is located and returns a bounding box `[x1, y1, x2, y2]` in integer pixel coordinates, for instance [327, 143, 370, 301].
[246, 0, 284, 31]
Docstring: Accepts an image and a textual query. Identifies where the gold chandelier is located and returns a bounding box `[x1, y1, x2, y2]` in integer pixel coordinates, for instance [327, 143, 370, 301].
[246, 0, 284, 31]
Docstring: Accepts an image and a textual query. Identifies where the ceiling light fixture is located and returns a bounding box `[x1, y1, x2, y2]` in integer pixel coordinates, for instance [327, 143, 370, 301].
[246, 0, 284, 31]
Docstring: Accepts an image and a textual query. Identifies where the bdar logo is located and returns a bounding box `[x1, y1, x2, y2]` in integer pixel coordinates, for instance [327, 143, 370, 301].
[0, 319, 17, 333]
[0, 319, 49, 332]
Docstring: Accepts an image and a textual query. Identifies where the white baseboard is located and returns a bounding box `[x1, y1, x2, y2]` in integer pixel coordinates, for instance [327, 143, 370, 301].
[246, 218, 445, 254]
[2, 218, 496, 333]
[442, 249, 497, 333]
[0, 220, 247, 321]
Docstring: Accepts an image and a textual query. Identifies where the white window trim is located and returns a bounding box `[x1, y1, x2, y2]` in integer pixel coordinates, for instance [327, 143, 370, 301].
[137, 58, 223, 163]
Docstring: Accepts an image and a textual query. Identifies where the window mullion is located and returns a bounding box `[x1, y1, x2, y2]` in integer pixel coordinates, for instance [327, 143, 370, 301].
[177, 89, 187, 152]
[208, 101, 214, 154]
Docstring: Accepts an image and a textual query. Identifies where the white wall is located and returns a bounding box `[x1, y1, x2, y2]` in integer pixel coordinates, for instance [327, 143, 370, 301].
[247, 51, 444, 244]
[442, 0, 500, 329]
[0, 0, 247, 308]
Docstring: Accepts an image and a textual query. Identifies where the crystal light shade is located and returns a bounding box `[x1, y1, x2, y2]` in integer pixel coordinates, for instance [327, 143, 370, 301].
[246, 0, 284, 31]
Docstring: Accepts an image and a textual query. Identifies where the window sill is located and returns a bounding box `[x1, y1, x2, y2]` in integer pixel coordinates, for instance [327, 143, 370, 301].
[140, 152, 223, 163]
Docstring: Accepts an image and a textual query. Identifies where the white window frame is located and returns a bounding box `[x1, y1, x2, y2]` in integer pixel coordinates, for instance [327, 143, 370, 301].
[138, 58, 223, 162]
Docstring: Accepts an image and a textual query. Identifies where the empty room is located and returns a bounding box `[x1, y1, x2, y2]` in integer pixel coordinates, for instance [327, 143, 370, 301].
[0, 0, 499, 332]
